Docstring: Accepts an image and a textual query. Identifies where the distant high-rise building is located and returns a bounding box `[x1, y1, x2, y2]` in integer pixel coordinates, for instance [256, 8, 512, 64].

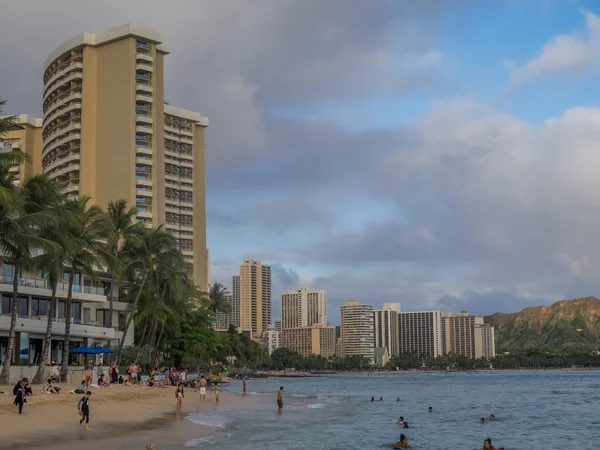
[231, 275, 240, 328]
[239, 260, 271, 335]
[340, 299, 374, 363]
[280, 287, 327, 329]
[274, 320, 282, 331]
[0, 115, 43, 187]
[374, 303, 400, 357]
[441, 312, 496, 359]
[397, 311, 443, 358]
[262, 324, 282, 355]
[282, 325, 336, 358]
[214, 293, 232, 331]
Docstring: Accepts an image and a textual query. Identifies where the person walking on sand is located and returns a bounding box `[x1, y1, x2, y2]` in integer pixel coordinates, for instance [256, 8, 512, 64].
[13, 378, 25, 415]
[78, 391, 92, 429]
[277, 386, 284, 413]
[199, 375, 207, 401]
[175, 382, 184, 408]
[242, 376, 247, 397]
[211, 382, 221, 404]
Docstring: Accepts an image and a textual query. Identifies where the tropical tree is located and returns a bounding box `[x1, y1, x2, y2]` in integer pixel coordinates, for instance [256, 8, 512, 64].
[59, 196, 108, 382]
[0, 174, 60, 385]
[204, 282, 231, 315]
[102, 199, 140, 328]
[116, 225, 181, 360]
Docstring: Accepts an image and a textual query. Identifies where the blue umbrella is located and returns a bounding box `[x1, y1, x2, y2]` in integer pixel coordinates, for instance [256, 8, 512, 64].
[94, 346, 115, 354]
[69, 346, 99, 354]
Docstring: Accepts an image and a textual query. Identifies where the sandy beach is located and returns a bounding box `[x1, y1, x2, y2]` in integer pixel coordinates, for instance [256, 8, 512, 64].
[0, 382, 234, 449]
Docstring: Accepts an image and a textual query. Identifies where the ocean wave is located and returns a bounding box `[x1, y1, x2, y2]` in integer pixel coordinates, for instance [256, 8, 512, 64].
[185, 413, 234, 428]
[185, 433, 232, 447]
[306, 403, 325, 409]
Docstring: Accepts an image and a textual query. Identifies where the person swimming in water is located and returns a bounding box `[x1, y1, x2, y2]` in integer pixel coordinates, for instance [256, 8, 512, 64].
[479, 417, 486, 424]
[489, 414, 495, 421]
[401, 421, 409, 429]
[396, 397, 401, 402]
[428, 406, 434, 413]
[385, 433, 411, 449]
[371, 397, 375, 402]
[482, 438, 498, 450]
[398, 416, 404, 424]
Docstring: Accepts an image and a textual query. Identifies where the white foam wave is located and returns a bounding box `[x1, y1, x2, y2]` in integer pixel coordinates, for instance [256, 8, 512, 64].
[185, 413, 233, 428]
[306, 403, 325, 409]
[185, 433, 232, 447]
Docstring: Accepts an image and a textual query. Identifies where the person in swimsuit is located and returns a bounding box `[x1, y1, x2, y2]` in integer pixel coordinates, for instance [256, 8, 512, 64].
[212, 382, 221, 404]
[480, 417, 486, 424]
[78, 391, 92, 429]
[398, 416, 404, 424]
[401, 421, 409, 428]
[277, 386, 284, 413]
[385, 433, 411, 449]
[175, 383, 184, 408]
[84, 360, 93, 388]
[199, 375, 207, 401]
[489, 414, 496, 421]
[242, 377, 247, 397]
[482, 438, 498, 450]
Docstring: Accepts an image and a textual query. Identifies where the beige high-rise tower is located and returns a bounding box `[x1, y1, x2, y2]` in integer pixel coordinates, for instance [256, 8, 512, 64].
[40, 24, 208, 289]
[239, 260, 271, 336]
[280, 287, 327, 329]
[0, 115, 43, 187]
[340, 299, 374, 363]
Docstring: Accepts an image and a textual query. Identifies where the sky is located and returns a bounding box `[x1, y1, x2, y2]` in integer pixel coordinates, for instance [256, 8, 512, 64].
[2, 0, 600, 323]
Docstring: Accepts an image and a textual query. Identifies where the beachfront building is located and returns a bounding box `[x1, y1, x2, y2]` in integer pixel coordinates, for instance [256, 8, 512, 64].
[40, 23, 209, 289]
[0, 265, 133, 365]
[280, 287, 327, 329]
[239, 260, 271, 336]
[441, 312, 496, 359]
[0, 115, 43, 187]
[340, 299, 375, 363]
[282, 324, 336, 358]
[373, 302, 400, 357]
[214, 293, 233, 332]
[397, 311, 444, 358]
[262, 324, 282, 356]
[230, 275, 240, 328]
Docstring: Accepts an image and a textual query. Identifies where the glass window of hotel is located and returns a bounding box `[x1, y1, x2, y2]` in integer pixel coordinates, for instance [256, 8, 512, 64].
[17, 296, 28, 317]
[31, 297, 49, 317]
[1, 294, 10, 315]
[2, 264, 15, 279]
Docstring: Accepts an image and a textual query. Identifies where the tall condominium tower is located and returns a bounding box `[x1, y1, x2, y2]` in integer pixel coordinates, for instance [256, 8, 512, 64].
[0, 115, 43, 187]
[373, 302, 400, 357]
[230, 275, 240, 328]
[41, 24, 208, 289]
[397, 311, 443, 358]
[441, 312, 496, 359]
[239, 260, 271, 336]
[280, 287, 327, 329]
[340, 299, 374, 363]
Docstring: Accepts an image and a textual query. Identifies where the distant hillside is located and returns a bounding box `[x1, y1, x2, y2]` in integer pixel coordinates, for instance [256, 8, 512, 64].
[485, 297, 600, 351]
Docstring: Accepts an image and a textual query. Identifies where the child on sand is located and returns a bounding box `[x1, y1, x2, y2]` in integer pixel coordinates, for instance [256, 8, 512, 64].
[211, 382, 221, 404]
[78, 391, 92, 429]
[175, 382, 184, 408]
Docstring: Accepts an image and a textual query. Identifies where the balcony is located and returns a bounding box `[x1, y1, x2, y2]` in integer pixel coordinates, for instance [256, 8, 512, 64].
[0, 275, 106, 302]
[44, 71, 83, 103]
[42, 133, 81, 159]
[136, 125, 153, 135]
[135, 134, 151, 143]
[44, 61, 83, 96]
[44, 91, 82, 119]
[136, 102, 151, 111]
[136, 156, 153, 166]
[136, 63, 153, 73]
[136, 93, 153, 103]
[136, 52, 153, 63]
[136, 83, 153, 94]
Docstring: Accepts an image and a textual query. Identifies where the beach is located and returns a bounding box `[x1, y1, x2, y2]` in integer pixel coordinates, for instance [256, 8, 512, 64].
[0, 382, 235, 450]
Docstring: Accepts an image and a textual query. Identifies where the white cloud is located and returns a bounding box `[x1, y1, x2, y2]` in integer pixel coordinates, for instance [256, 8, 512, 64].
[508, 10, 600, 83]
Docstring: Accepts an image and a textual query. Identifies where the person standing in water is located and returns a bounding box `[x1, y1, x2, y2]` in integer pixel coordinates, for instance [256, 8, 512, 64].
[242, 377, 247, 397]
[78, 391, 92, 429]
[199, 375, 207, 401]
[175, 382, 184, 408]
[211, 382, 221, 404]
[277, 386, 284, 413]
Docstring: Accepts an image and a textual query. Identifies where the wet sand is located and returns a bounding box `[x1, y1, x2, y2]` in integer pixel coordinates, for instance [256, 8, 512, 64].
[0, 382, 233, 449]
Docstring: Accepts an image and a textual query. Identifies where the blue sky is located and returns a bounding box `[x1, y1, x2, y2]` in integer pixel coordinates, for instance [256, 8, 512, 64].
[3, 0, 600, 324]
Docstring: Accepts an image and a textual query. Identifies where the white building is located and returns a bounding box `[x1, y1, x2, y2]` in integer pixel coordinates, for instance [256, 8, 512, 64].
[280, 287, 327, 329]
[340, 299, 374, 363]
[374, 303, 400, 357]
[397, 311, 443, 358]
[0, 265, 133, 365]
[262, 324, 282, 356]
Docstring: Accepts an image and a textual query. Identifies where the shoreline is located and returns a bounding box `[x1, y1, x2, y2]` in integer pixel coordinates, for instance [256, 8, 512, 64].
[0, 383, 234, 449]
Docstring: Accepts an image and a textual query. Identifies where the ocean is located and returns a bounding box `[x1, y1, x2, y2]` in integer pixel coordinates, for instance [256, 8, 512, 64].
[176, 371, 600, 450]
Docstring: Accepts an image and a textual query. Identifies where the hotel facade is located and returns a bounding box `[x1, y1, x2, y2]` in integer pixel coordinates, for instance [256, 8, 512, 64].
[340, 299, 375, 363]
[239, 260, 271, 336]
[282, 325, 336, 358]
[397, 311, 444, 358]
[280, 287, 327, 330]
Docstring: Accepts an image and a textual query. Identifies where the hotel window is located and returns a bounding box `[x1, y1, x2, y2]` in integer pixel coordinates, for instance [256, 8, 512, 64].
[31, 297, 49, 317]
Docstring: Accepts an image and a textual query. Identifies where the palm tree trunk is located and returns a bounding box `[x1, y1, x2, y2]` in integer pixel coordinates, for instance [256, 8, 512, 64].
[148, 317, 158, 349]
[151, 320, 166, 368]
[60, 271, 75, 383]
[0, 263, 21, 385]
[133, 318, 150, 362]
[107, 271, 115, 328]
[33, 285, 57, 384]
[117, 272, 147, 359]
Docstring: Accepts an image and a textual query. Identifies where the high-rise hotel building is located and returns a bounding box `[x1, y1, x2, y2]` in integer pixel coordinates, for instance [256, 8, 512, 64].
[373, 303, 400, 357]
[397, 311, 444, 358]
[280, 287, 327, 329]
[442, 312, 496, 359]
[40, 24, 208, 289]
[0, 115, 43, 187]
[340, 299, 374, 363]
[239, 260, 271, 336]
[230, 275, 240, 328]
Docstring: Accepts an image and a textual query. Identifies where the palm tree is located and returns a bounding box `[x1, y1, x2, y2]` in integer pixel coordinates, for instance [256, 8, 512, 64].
[205, 282, 231, 315]
[116, 225, 181, 359]
[102, 199, 140, 328]
[59, 196, 108, 382]
[0, 174, 60, 385]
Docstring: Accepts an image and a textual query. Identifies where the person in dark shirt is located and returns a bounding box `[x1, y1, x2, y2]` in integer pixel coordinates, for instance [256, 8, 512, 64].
[13, 379, 26, 414]
[78, 391, 92, 429]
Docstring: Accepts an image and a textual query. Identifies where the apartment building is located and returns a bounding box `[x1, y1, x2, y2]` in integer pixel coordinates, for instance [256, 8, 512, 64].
[214, 293, 233, 332]
[340, 299, 374, 363]
[0, 115, 43, 187]
[38, 23, 208, 289]
[441, 312, 496, 359]
[239, 260, 271, 336]
[397, 311, 443, 358]
[373, 302, 400, 357]
[262, 324, 282, 356]
[280, 287, 327, 329]
[230, 275, 240, 328]
[282, 325, 336, 358]
[0, 264, 133, 365]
